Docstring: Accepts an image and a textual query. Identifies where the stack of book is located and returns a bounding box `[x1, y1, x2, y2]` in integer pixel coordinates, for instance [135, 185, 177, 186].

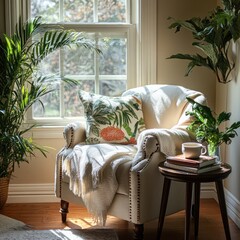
[164, 155, 221, 173]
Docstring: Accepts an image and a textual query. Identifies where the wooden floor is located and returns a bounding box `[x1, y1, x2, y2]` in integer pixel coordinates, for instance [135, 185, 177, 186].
[0, 199, 240, 240]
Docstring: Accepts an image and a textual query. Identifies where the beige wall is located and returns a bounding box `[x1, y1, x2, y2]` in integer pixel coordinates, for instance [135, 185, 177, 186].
[157, 0, 216, 109]
[158, 0, 240, 207]
[10, 135, 65, 184]
[214, 0, 240, 204]
[221, 41, 240, 201]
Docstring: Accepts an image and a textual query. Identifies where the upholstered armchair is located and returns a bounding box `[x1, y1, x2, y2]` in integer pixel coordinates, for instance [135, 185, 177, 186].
[55, 84, 206, 240]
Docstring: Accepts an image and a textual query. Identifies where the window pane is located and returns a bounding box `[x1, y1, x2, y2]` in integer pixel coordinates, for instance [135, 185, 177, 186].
[33, 83, 60, 117]
[31, 0, 127, 23]
[98, 0, 126, 22]
[100, 79, 126, 96]
[64, 80, 95, 117]
[99, 38, 126, 75]
[38, 50, 60, 75]
[30, 1, 130, 119]
[63, 0, 94, 23]
[31, 0, 59, 22]
[63, 45, 95, 75]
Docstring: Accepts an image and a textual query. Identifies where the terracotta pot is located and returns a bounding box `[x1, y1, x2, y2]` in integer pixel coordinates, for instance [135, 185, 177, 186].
[0, 176, 10, 209]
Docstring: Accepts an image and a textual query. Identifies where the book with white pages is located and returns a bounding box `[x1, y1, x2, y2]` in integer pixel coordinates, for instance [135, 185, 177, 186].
[164, 161, 221, 174]
[166, 155, 218, 168]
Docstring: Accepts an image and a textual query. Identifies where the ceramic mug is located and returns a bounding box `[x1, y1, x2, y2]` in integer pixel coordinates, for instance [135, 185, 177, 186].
[182, 142, 207, 159]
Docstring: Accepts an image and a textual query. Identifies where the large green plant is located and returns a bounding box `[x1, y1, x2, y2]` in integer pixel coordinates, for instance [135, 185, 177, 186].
[0, 17, 97, 178]
[168, 0, 240, 83]
[186, 97, 240, 156]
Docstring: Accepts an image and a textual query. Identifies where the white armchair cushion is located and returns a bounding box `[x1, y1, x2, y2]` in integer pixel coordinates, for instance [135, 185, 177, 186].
[123, 84, 205, 129]
[79, 90, 145, 144]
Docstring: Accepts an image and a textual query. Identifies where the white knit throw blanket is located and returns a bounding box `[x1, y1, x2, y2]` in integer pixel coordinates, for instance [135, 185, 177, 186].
[57, 127, 191, 225]
[59, 143, 137, 226]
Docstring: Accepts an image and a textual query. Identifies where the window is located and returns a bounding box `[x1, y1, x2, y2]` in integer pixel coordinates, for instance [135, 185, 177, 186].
[29, 0, 135, 123]
[5, 0, 157, 127]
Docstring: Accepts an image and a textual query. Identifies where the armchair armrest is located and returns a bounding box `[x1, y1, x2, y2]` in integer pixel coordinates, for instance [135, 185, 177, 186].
[63, 122, 86, 148]
[131, 127, 195, 172]
[129, 127, 192, 223]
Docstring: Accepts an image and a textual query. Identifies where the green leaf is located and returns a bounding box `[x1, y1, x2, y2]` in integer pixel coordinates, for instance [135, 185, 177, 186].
[0, 16, 100, 177]
[193, 42, 218, 65]
[186, 97, 240, 147]
[167, 0, 240, 83]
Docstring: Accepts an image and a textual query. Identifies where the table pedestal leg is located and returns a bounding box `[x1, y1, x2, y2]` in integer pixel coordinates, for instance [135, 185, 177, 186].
[215, 180, 231, 240]
[185, 182, 193, 240]
[194, 182, 201, 238]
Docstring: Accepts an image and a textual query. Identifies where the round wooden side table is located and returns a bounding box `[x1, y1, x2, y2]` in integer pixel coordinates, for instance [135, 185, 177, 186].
[157, 162, 232, 240]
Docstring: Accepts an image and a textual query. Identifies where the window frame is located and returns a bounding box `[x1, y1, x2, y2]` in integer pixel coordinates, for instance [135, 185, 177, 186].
[28, 23, 136, 126]
[5, 0, 157, 133]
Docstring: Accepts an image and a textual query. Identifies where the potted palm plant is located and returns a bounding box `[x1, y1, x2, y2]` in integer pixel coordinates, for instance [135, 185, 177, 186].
[186, 97, 240, 157]
[0, 16, 97, 208]
[168, 0, 240, 83]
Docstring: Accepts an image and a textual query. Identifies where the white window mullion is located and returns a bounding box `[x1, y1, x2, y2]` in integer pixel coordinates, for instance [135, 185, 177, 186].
[94, 0, 98, 22]
[59, 49, 64, 118]
[59, 1, 64, 117]
[127, 25, 136, 89]
[126, 0, 131, 23]
[59, 0, 64, 22]
[95, 34, 100, 93]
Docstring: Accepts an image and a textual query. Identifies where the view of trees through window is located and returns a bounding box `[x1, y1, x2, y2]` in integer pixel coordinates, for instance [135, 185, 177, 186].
[31, 0, 128, 118]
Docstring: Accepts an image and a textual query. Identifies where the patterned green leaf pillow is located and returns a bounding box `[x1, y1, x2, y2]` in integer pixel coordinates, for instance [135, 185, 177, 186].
[79, 90, 145, 144]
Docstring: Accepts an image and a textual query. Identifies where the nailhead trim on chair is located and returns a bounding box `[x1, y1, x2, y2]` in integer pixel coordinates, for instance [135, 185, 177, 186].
[63, 124, 75, 149]
[129, 135, 160, 223]
[67, 126, 74, 149]
[137, 172, 141, 222]
[129, 171, 142, 223]
[142, 137, 148, 153]
[63, 124, 74, 148]
[129, 172, 132, 221]
[59, 156, 63, 198]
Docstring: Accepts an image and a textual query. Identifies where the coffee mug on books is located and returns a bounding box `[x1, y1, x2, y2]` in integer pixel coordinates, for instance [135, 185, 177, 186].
[182, 142, 207, 159]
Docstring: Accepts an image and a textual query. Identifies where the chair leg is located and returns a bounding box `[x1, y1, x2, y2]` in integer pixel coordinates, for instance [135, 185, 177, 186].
[133, 224, 144, 240]
[60, 199, 69, 223]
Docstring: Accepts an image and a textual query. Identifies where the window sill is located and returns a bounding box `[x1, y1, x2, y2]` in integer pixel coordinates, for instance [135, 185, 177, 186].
[23, 116, 86, 139]
[27, 126, 66, 139]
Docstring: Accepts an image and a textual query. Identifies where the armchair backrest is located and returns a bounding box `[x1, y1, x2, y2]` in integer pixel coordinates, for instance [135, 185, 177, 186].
[122, 84, 206, 129]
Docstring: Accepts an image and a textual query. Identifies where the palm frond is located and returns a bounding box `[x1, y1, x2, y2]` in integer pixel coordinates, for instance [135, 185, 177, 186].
[0, 16, 99, 177]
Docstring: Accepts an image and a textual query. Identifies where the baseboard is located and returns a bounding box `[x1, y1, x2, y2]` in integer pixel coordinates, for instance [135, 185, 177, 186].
[225, 188, 240, 228]
[7, 182, 217, 203]
[7, 183, 59, 203]
[199, 182, 217, 199]
[6, 183, 240, 229]
[195, 182, 240, 229]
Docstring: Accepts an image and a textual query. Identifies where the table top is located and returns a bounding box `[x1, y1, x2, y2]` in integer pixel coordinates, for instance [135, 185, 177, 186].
[158, 162, 232, 183]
